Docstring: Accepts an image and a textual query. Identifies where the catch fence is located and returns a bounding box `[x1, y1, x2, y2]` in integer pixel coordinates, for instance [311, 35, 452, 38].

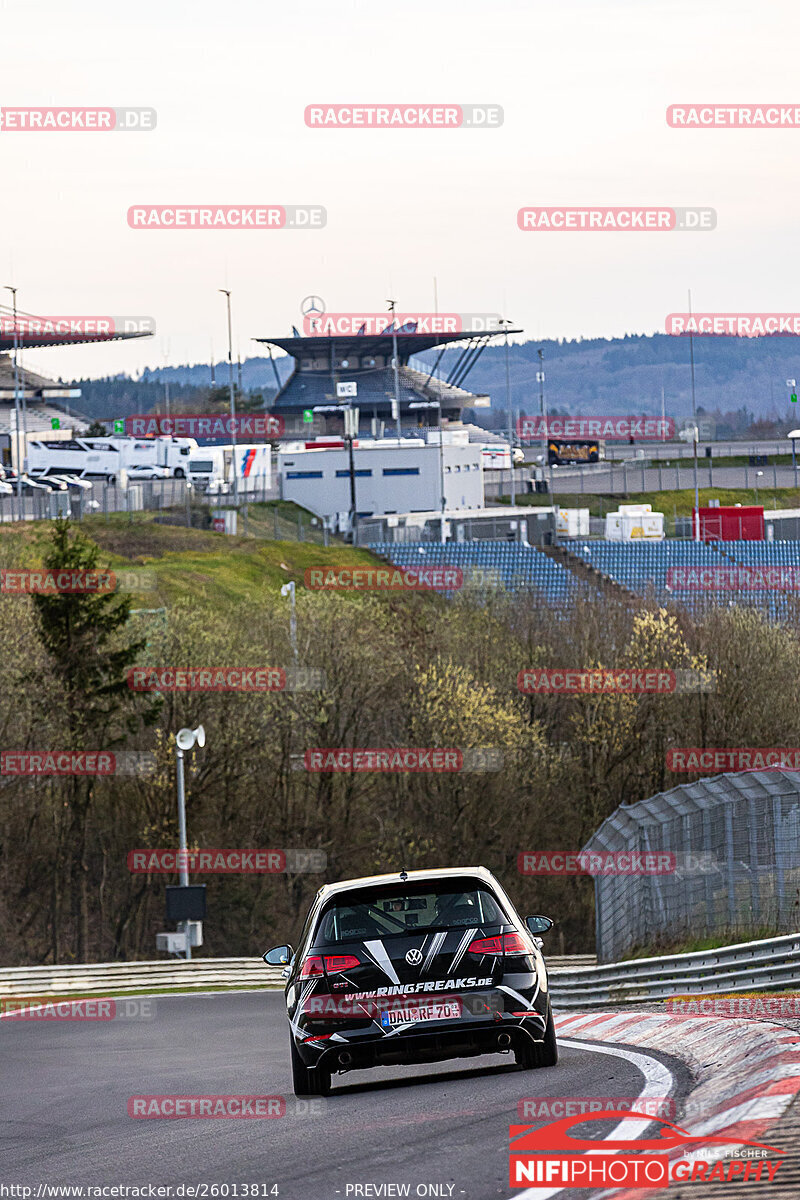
[583, 769, 800, 963]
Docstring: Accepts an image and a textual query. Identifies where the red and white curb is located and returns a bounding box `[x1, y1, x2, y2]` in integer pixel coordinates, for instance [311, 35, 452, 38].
[553, 1009, 800, 1197]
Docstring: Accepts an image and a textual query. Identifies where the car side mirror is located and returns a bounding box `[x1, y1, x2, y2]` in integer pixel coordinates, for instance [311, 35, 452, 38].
[525, 915, 553, 935]
[263, 944, 293, 966]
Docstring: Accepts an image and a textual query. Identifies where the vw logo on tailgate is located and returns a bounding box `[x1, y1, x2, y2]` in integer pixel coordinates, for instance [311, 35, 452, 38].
[405, 948, 423, 966]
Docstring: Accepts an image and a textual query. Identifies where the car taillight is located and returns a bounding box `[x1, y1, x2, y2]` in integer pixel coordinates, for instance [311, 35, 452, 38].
[299, 954, 360, 977]
[300, 957, 325, 978]
[467, 936, 503, 956]
[467, 933, 530, 956]
[502, 933, 531, 955]
[324, 955, 360, 973]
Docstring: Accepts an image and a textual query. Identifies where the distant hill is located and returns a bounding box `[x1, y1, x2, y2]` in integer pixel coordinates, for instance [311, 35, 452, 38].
[68, 334, 800, 429]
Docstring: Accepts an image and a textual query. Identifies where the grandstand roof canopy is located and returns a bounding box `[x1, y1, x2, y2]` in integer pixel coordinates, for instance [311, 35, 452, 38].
[0, 329, 151, 351]
[254, 329, 521, 358]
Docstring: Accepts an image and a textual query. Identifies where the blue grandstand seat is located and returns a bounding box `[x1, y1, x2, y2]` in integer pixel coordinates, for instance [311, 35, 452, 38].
[367, 541, 583, 607]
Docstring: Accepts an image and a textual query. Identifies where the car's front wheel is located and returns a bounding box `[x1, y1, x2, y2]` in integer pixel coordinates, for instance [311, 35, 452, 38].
[515, 1002, 558, 1069]
[290, 1038, 331, 1096]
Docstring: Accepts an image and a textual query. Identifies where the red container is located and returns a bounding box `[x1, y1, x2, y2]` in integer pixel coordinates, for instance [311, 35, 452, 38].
[694, 505, 764, 541]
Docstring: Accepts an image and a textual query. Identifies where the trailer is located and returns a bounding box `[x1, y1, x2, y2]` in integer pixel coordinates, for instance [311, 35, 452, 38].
[28, 436, 197, 481]
[228, 443, 272, 494]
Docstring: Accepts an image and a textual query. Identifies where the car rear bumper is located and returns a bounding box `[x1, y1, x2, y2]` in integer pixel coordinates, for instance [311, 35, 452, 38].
[300, 1014, 549, 1073]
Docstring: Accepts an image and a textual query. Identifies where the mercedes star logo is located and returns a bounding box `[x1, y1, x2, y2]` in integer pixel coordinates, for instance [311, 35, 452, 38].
[301, 295, 326, 317]
[405, 948, 423, 966]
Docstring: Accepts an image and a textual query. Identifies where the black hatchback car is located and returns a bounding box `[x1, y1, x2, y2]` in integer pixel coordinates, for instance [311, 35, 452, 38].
[264, 866, 557, 1095]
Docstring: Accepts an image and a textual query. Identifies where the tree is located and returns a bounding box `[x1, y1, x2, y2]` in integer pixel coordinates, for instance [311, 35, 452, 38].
[85, 420, 109, 436]
[30, 518, 161, 960]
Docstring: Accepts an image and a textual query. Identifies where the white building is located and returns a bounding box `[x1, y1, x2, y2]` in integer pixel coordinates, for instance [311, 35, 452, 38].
[278, 437, 484, 524]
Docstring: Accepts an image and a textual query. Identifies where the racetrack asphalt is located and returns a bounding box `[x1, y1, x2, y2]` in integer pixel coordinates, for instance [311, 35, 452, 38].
[0, 991, 689, 1200]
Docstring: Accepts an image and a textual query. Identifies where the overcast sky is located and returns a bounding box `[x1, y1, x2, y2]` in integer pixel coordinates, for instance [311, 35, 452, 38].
[1, 0, 798, 380]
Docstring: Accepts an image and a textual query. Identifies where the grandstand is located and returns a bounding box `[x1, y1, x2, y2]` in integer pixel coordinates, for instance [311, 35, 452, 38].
[567, 540, 800, 621]
[368, 541, 583, 606]
[253, 328, 503, 436]
[367, 535, 800, 621]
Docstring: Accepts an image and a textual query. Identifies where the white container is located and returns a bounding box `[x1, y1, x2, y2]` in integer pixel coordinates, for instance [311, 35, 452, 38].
[605, 509, 664, 540]
[556, 507, 590, 537]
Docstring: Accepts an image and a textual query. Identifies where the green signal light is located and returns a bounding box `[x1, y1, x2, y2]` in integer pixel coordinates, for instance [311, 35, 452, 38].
[792, 394, 798, 403]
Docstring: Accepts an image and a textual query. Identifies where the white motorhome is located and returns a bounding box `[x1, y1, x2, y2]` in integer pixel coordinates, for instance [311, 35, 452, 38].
[28, 436, 197, 482]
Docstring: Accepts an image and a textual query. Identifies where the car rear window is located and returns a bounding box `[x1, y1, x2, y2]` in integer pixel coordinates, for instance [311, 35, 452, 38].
[314, 881, 507, 945]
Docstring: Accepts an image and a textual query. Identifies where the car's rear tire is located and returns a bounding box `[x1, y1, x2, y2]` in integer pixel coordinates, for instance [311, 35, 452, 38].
[290, 1038, 331, 1096]
[174, 468, 185, 479]
[515, 1002, 558, 1069]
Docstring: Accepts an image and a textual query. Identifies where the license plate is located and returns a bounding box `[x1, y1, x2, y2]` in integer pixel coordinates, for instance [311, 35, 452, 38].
[380, 1000, 462, 1026]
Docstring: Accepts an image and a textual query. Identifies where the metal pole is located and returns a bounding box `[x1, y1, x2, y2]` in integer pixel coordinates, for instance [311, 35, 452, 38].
[688, 289, 700, 540]
[346, 410, 358, 545]
[538, 348, 548, 495]
[175, 746, 191, 960]
[289, 587, 297, 664]
[438, 400, 446, 544]
[220, 289, 239, 508]
[389, 301, 401, 439]
[693, 431, 699, 540]
[5, 287, 22, 500]
[504, 321, 515, 504]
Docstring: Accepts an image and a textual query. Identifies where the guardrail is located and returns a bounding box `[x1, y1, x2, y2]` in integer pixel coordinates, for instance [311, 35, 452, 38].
[6, 938, 794, 1006]
[0, 954, 597, 998]
[549, 932, 800, 1007]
